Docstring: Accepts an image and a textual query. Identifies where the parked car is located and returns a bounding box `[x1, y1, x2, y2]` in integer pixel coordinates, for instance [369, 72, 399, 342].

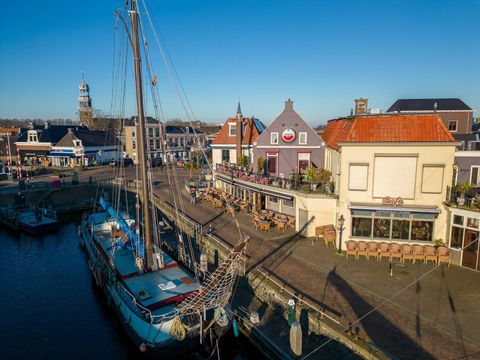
[151, 157, 163, 167]
[110, 158, 134, 167]
[176, 158, 191, 167]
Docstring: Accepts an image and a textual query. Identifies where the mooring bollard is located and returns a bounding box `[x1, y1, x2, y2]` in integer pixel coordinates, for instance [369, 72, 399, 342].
[288, 298, 296, 327]
[290, 320, 302, 356]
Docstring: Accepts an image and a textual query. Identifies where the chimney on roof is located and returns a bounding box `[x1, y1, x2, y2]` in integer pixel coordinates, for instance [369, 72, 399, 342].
[236, 116, 243, 164]
[28, 121, 34, 130]
[285, 98, 294, 111]
[354, 98, 368, 115]
[434, 101, 438, 112]
[44, 121, 49, 129]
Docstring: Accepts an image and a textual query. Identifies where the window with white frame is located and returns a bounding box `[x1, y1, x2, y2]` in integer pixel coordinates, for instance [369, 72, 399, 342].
[27, 130, 38, 143]
[299, 132, 307, 145]
[229, 123, 237, 136]
[270, 132, 279, 145]
[448, 120, 458, 132]
[471, 166, 480, 185]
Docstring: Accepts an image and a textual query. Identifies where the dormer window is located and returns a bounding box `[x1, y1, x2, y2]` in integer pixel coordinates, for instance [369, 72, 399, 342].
[27, 130, 38, 143]
[229, 123, 237, 136]
[74, 140, 82, 147]
[448, 120, 458, 132]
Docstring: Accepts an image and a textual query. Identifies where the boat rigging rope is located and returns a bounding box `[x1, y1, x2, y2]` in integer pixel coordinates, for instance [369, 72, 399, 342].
[169, 316, 187, 341]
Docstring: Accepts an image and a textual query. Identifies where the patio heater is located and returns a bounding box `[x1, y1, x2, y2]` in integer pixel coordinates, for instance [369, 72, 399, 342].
[338, 214, 345, 254]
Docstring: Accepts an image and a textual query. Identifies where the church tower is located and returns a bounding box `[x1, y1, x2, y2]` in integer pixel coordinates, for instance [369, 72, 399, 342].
[78, 72, 93, 128]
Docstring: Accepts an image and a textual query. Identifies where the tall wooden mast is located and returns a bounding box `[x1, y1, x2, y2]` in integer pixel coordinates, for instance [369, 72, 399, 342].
[129, 0, 153, 270]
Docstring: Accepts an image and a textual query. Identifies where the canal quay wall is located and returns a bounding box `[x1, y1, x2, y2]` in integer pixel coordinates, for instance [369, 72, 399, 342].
[1, 182, 388, 359]
[147, 190, 389, 360]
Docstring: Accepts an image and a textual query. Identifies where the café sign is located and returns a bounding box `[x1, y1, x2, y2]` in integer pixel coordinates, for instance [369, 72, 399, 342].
[281, 128, 296, 143]
[382, 196, 404, 206]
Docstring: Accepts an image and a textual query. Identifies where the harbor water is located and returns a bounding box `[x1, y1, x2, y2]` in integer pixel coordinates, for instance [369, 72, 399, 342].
[0, 219, 263, 360]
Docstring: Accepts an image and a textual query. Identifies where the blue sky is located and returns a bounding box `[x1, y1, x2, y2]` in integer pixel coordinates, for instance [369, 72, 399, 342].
[0, 0, 479, 125]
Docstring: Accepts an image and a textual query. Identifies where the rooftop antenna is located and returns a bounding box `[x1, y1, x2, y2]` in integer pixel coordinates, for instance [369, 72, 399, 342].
[81, 70, 85, 82]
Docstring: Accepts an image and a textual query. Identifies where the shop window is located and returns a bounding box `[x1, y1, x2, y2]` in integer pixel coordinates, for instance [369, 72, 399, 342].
[448, 120, 458, 132]
[221, 149, 229, 162]
[270, 132, 278, 145]
[352, 217, 372, 237]
[299, 132, 307, 145]
[392, 220, 410, 240]
[411, 221, 433, 241]
[373, 218, 391, 239]
[467, 217, 479, 229]
[269, 196, 278, 203]
[453, 215, 464, 226]
[283, 199, 294, 207]
[450, 226, 464, 249]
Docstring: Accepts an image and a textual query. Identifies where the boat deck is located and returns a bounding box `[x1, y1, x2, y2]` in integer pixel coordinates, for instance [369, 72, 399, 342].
[89, 212, 198, 314]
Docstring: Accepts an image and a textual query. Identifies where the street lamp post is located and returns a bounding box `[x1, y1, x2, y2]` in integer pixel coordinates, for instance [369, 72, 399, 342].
[338, 214, 345, 254]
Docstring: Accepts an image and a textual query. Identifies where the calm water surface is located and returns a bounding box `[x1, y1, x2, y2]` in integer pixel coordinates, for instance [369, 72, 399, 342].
[0, 221, 256, 360]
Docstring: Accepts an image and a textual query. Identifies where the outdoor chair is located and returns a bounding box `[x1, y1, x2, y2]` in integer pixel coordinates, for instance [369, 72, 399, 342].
[253, 220, 261, 231]
[346, 241, 357, 259]
[323, 229, 336, 247]
[412, 245, 425, 264]
[366, 242, 379, 260]
[260, 222, 270, 232]
[390, 243, 402, 261]
[378, 242, 390, 261]
[437, 246, 451, 266]
[276, 221, 287, 232]
[315, 225, 326, 242]
[424, 246, 437, 264]
[357, 241, 368, 259]
[401, 244, 414, 263]
[287, 217, 295, 229]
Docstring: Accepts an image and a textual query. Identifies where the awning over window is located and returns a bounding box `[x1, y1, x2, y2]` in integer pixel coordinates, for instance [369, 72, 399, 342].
[217, 174, 294, 201]
[48, 152, 77, 158]
[348, 203, 440, 214]
[18, 149, 49, 157]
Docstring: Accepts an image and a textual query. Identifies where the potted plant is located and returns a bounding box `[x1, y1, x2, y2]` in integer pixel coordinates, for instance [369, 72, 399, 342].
[457, 182, 473, 205]
[257, 157, 265, 175]
[434, 239, 446, 249]
[306, 165, 318, 190]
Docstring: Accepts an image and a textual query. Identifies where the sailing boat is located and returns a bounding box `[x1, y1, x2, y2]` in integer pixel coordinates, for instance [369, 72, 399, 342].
[80, 0, 247, 354]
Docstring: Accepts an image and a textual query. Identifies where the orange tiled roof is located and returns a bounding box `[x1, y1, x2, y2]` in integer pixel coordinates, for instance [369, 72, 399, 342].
[322, 114, 454, 150]
[212, 117, 263, 146]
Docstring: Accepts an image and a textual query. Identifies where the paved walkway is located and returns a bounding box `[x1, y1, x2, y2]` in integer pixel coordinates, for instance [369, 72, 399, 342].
[4, 166, 478, 359]
[151, 173, 480, 360]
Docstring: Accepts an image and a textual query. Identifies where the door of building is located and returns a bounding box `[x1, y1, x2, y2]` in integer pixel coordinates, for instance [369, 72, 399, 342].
[299, 209, 308, 236]
[462, 229, 480, 270]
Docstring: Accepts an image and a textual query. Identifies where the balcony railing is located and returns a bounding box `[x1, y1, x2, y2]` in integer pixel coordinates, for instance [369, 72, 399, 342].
[215, 163, 335, 196]
[445, 185, 480, 210]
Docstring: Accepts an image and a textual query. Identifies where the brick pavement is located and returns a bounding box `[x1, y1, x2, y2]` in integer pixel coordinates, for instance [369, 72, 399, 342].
[151, 171, 480, 360]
